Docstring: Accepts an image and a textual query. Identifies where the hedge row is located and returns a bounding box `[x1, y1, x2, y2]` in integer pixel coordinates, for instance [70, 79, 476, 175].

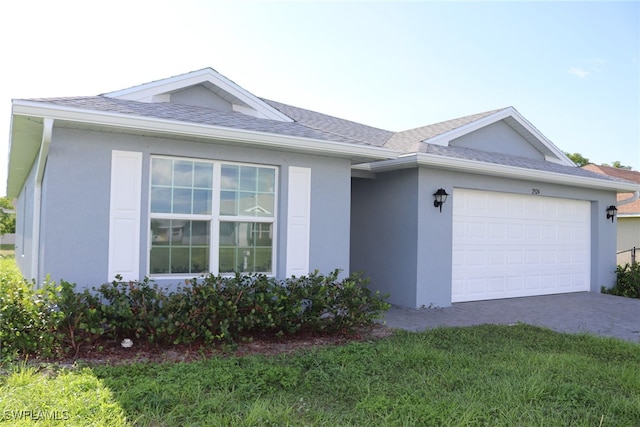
[0, 261, 390, 361]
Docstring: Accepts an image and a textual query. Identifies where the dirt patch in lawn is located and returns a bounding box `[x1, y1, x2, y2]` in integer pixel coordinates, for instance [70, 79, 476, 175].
[43, 324, 394, 366]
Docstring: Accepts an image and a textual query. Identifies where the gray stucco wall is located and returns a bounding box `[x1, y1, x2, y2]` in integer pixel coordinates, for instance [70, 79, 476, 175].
[449, 121, 545, 160]
[353, 166, 618, 308]
[170, 85, 233, 110]
[34, 126, 351, 289]
[351, 169, 419, 307]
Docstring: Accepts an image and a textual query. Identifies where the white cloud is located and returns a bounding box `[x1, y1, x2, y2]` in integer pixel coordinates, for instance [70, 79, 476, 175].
[568, 67, 590, 78]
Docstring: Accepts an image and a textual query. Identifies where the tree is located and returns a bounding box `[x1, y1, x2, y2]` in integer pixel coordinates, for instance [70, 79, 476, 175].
[0, 197, 16, 235]
[602, 160, 632, 170]
[564, 152, 590, 167]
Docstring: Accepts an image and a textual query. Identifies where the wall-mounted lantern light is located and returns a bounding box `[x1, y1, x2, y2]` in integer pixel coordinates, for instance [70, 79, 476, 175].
[606, 205, 617, 223]
[433, 188, 449, 213]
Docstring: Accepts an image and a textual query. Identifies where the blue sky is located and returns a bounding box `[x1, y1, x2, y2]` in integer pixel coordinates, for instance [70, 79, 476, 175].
[0, 0, 638, 195]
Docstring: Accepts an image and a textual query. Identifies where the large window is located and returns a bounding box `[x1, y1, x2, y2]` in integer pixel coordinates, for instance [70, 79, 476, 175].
[149, 157, 276, 276]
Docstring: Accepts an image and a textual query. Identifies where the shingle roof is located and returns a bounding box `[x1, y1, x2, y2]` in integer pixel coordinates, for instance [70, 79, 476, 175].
[383, 109, 505, 153]
[425, 144, 635, 182]
[582, 164, 640, 183]
[261, 99, 393, 146]
[19, 94, 637, 191]
[582, 164, 640, 214]
[25, 96, 376, 146]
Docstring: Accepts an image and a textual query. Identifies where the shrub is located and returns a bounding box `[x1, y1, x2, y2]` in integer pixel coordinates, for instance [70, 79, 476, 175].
[602, 263, 640, 299]
[1, 260, 390, 359]
[97, 275, 169, 343]
[0, 260, 61, 360]
[286, 270, 389, 332]
[54, 280, 106, 357]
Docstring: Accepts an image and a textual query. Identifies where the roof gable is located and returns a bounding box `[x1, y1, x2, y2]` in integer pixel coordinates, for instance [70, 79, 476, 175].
[449, 120, 545, 161]
[384, 107, 574, 166]
[102, 68, 293, 122]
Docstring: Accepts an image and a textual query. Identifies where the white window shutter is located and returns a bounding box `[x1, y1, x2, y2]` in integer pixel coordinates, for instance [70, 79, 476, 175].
[108, 150, 142, 281]
[286, 166, 311, 277]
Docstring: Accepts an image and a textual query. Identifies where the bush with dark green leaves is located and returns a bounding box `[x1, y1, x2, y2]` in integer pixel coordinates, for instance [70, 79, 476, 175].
[602, 263, 640, 299]
[0, 263, 390, 361]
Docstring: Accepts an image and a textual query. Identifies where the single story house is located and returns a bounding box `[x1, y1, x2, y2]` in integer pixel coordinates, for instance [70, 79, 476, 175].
[582, 164, 640, 265]
[8, 68, 639, 307]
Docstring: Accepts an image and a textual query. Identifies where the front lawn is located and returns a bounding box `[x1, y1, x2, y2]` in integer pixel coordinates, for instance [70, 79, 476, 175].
[1, 325, 638, 426]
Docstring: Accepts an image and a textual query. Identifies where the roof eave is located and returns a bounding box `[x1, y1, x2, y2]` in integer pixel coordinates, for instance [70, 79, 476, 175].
[10, 100, 398, 164]
[356, 153, 640, 193]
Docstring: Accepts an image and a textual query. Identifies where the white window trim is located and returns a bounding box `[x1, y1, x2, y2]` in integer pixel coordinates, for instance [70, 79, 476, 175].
[147, 156, 278, 279]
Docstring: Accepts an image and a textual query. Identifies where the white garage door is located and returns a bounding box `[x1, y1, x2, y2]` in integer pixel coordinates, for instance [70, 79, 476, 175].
[452, 189, 590, 302]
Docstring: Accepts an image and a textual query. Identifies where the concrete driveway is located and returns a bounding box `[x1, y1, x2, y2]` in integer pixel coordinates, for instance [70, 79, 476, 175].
[381, 292, 640, 343]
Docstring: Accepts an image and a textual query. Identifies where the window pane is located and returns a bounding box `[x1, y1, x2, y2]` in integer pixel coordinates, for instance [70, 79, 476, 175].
[171, 248, 190, 274]
[150, 187, 172, 213]
[190, 221, 210, 245]
[152, 158, 172, 186]
[173, 188, 192, 214]
[150, 248, 169, 274]
[254, 248, 272, 272]
[193, 162, 213, 188]
[239, 166, 257, 191]
[253, 223, 273, 246]
[174, 160, 193, 187]
[193, 189, 212, 215]
[150, 220, 210, 274]
[191, 247, 209, 273]
[219, 247, 236, 273]
[238, 192, 258, 215]
[151, 219, 171, 244]
[221, 165, 238, 190]
[256, 194, 275, 217]
[219, 222, 272, 274]
[152, 158, 214, 215]
[257, 168, 275, 192]
[220, 190, 237, 215]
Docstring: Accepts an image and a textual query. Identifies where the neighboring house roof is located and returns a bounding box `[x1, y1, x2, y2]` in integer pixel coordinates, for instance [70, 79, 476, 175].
[7, 67, 640, 197]
[582, 164, 640, 215]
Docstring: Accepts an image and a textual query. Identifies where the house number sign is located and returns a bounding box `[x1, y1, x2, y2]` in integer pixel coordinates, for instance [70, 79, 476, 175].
[531, 188, 540, 195]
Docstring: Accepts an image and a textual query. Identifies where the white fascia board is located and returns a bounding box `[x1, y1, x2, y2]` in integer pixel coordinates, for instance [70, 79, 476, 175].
[424, 107, 574, 167]
[12, 101, 398, 162]
[362, 153, 640, 193]
[103, 69, 293, 122]
[507, 110, 574, 166]
[425, 108, 514, 146]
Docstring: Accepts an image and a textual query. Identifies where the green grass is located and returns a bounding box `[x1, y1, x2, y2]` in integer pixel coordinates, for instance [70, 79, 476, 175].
[0, 244, 14, 258]
[2, 325, 639, 426]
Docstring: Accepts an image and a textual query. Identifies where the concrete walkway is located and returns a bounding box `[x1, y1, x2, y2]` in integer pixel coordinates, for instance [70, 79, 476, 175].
[381, 292, 640, 343]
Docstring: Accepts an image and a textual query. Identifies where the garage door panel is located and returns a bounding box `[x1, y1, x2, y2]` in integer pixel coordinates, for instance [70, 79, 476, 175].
[452, 189, 590, 302]
[542, 274, 558, 289]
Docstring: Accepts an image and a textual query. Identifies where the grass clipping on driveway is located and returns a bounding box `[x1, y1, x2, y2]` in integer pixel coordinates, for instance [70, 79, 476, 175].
[2, 324, 639, 426]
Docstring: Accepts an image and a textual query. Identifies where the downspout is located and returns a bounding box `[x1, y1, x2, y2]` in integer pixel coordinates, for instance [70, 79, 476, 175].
[31, 118, 53, 287]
